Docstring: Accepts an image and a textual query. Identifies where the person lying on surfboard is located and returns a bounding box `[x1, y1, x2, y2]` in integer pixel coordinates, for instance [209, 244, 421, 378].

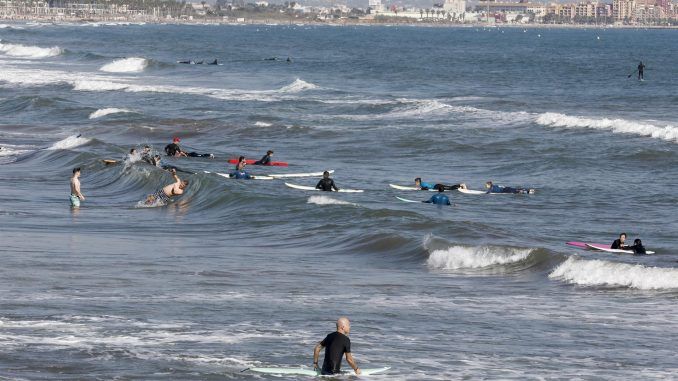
[313, 317, 361, 375]
[254, 150, 274, 165]
[423, 185, 452, 205]
[611, 233, 631, 250]
[316, 171, 339, 192]
[414, 178, 466, 191]
[164, 137, 214, 158]
[144, 168, 188, 206]
[485, 181, 535, 194]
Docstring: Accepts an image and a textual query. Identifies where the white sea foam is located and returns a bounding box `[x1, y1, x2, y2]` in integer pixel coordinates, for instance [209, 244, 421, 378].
[307, 195, 354, 206]
[89, 107, 132, 119]
[549, 257, 678, 290]
[0, 42, 63, 58]
[277, 78, 319, 93]
[427, 245, 533, 270]
[535, 112, 678, 143]
[254, 121, 272, 127]
[99, 57, 148, 73]
[47, 135, 91, 150]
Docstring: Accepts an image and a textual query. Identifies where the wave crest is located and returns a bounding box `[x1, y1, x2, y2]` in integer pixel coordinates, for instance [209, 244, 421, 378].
[549, 257, 678, 290]
[0, 42, 63, 58]
[99, 57, 148, 73]
[427, 245, 533, 270]
[47, 135, 91, 150]
[307, 195, 354, 206]
[89, 107, 132, 119]
[535, 112, 678, 143]
[277, 78, 318, 93]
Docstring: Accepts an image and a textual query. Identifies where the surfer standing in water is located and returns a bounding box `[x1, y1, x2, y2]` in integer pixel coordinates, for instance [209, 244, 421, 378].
[424, 185, 452, 205]
[316, 171, 339, 192]
[230, 156, 252, 179]
[144, 168, 188, 205]
[637, 61, 645, 80]
[313, 317, 361, 375]
[70, 167, 85, 208]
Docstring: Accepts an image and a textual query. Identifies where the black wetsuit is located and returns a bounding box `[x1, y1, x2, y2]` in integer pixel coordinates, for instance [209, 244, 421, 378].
[165, 143, 181, 156]
[316, 178, 338, 192]
[254, 154, 271, 165]
[320, 332, 351, 375]
[638, 63, 645, 80]
[611, 239, 629, 250]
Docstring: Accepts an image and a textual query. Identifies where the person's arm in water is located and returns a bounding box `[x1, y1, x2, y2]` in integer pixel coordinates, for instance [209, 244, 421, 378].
[312, 342, 323, 371]
[315, 179, 323, 190]
[331, 179, 339, 191]
[345, 352, 361, 375]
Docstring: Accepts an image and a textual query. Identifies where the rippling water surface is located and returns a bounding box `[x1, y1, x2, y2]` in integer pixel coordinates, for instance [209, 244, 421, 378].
[1, 22, 677, 380]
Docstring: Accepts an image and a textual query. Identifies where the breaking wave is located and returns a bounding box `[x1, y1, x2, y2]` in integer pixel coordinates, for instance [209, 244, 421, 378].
[0, 41, 63, 58]
[254, 121, 272, 127]
[549, 257, 678, 290]
[47, 135, 91, 150]
[89, 107, 132, 119]
[277, 78, 319, 93]
[535, 112, 678, 143]
[427, 245, 534, 270]
[99, 57, 148, 73]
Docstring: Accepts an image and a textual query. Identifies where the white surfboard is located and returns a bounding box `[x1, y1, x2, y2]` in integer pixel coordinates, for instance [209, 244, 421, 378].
[395, 196, 421, 203]
[268, 170, 333, 179]
[457, 189, 487, 195]
[585, 243, 655, 255]
[248, 366, 390, 376]
[389, 184, 436, 191]
[285, 182, 364, 193]
[208, 171, 274, 180]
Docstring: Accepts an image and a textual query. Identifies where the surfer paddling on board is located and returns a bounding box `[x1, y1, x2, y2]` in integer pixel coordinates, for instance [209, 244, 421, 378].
[485, 181, 535, 194]
[316, 171, 339, 192]
[424, 185, 452, 205]
[415, 178, 466, 191]
[70, 167, 85, 208]
[313, 317, 361, 375]
[144, 168, 188, 206]
[164, 137, 214, 158]
[254, 150, 274, 165]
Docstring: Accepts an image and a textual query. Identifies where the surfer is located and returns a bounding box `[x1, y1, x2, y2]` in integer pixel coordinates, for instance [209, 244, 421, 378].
[230, 156, 252, 179]
[313, 317, 361, 375]
[164, 137, 214, 158]
[208, 59, 218, 65]
[254, 150, 274, 165]
[144, 168, 188, 205]
[70, 167, 85, 208]
[141, 145, 154, 164]
[316, 171, 339, 192]
[415, 178, 466, 191]
[424, 185, 452, 205]
[485, 181, 534, 194]
[629, 238, 646, 255]
[637, 61, 645, 80]
[178, 60, 194, 64]
[611, 233, 630, 250]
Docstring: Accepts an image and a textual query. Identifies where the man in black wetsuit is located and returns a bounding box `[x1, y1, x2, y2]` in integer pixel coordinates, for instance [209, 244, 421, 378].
[164, 137, 213, 158]
[611, 233, 630, 250]
[316, 171, 339, 192]
[637, 61, 645, 80]
[313, 317, 360, 375]
[254, 150, 274, 165]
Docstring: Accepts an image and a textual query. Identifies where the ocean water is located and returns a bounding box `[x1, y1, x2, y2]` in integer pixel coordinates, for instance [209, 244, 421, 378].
[1, 22, 678, 379]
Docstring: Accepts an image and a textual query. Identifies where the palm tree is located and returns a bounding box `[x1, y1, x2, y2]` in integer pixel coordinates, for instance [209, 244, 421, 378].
[420, 8, 423, 19]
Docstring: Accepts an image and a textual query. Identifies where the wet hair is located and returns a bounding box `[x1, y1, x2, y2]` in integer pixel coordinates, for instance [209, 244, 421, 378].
[634, 238, 642, 245]
[267, 150, 273, 154]
[144, 145, 150, 149]
[238, 156, 245, 161]
[415, 177, 421, 182]
[323, 171, 330, 177]
[486, 181, 493, 186]
[130, 148, 136, 154]
[620, 232, 627, 238]
[73, 167, 80, 174]
[182, 180, 190, 186]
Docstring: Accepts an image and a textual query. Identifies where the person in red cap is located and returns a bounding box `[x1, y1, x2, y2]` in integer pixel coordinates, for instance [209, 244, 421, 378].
[164, 137, 213, 158]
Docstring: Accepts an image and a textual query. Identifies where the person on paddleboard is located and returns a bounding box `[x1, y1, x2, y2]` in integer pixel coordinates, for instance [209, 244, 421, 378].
[254, 150, 274, 165]
[415, 178, 466, 191]
[637, 61, 645, 80]
[144, 168, 188, 206]
[316, 171, 339, 192]
[164, 137, 214, 158]
[424, 185, 452, 205]
[313, 317, 361, 375]
[485, 181, 534, 194]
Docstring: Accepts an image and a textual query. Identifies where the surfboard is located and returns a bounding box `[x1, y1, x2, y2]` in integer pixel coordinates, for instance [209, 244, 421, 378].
[395, 196, 421, 203]
[457, 189, 487, 195]
[228, 159, 288, 167]
[209, 171, 274, 180]
[102, 159, 118, 165]
[268, 170, 333, 179]
[389, 184, 436, 191]
[285, 182, 364, 193]
[248, 366, 390, 376]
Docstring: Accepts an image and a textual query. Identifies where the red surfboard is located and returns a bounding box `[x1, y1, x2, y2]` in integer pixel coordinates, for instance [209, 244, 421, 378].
[227, 159, 288, 167]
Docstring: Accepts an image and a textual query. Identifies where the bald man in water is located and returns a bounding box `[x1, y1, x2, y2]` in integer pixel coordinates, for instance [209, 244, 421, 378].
[313, 317, 361, 375]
